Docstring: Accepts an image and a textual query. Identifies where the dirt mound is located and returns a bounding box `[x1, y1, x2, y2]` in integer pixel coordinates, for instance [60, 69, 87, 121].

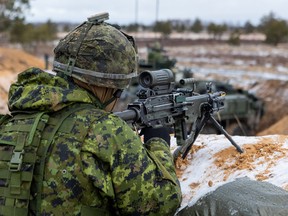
[176, 136, 288, 182]
[213, 136, 288, 181]
[251, 79, 288, 133]
[0, 47, 45, 73]
[0, 47, 45, 113]
[258, 115, 288, 135]
[173, 134, 288, 207]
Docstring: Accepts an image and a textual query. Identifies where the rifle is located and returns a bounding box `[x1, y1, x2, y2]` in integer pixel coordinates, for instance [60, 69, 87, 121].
[114, 69, 243, 159]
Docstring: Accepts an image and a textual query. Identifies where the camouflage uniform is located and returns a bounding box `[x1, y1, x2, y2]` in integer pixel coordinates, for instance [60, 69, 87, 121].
[5, 67, 182, 215]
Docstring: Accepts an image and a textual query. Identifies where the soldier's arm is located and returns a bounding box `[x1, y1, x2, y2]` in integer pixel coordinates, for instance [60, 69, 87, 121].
[81, 113, 182, 215]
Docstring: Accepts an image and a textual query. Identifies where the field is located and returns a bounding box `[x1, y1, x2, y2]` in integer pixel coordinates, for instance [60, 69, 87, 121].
[1, 35, 288, 134]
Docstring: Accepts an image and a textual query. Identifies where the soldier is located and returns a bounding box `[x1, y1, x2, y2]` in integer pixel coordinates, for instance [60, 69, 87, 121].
[0, 13, 181, 215]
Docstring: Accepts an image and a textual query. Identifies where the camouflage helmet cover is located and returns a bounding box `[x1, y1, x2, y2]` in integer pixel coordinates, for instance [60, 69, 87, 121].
[53, 13, 138, 89]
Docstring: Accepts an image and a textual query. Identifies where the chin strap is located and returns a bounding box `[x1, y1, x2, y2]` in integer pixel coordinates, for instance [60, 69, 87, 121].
[99, 89, 123, 109]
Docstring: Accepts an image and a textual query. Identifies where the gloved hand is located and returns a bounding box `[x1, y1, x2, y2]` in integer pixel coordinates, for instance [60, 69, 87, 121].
[140, 127, 171, 146]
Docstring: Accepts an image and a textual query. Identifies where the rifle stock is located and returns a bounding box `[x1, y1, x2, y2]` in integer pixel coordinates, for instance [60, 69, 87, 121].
[114, 69, 243, 159]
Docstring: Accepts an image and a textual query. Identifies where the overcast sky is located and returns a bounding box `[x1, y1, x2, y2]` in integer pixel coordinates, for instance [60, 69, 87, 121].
[26, 0, 287, 25]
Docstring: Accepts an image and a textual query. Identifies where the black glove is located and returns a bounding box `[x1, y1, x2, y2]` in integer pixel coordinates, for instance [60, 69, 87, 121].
[140, 127, 171, 146]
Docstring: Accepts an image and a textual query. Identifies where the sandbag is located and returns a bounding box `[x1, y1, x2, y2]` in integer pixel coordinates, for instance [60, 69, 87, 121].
[176, 177, 288, 216]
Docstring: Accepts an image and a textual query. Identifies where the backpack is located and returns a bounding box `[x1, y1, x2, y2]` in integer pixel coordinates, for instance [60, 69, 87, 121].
[0, 105, 95, 216]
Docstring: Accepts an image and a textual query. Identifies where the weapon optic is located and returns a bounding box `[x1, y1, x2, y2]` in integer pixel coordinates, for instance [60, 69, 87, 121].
[114, 69, 244, 159]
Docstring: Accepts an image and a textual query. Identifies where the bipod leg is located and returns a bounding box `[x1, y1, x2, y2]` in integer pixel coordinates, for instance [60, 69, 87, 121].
[181, 112, 210, 159]
[209, 114, 244, 153]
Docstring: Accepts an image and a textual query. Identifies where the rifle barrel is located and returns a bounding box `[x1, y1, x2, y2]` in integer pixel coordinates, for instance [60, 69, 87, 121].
[114, 109, 138, 122]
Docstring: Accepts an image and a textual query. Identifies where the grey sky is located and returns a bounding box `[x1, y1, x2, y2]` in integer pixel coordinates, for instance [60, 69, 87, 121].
[26, 0, 287, 25]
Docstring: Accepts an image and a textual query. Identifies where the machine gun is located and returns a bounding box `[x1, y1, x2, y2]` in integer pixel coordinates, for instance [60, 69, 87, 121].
[114, 69, 243, 159]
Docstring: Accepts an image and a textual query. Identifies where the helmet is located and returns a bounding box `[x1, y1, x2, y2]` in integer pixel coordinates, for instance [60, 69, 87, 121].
[53, 12, 138, 89]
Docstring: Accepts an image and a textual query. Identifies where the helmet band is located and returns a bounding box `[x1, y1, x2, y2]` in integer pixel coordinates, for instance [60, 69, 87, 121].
[53, 60, 137, 80]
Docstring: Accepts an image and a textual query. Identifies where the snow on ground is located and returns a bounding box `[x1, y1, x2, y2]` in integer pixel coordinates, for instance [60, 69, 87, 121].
[171, 134, 288, 210]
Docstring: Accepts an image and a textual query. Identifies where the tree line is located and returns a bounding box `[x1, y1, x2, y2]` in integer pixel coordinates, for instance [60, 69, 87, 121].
[0, 0, 58, 45]
[124, 12, 288, 46]
[1, 0, 288, 47]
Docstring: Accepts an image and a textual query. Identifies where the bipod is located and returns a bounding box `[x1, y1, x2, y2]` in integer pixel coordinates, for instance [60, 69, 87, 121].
[180, 112, 244, 160]
[208, 114, 244, 153]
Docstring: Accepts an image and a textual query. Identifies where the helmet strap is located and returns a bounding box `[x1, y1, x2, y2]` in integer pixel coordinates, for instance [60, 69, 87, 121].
[63, 57, 76, 76]
[61, 22, 93, 77]
[101, 89, 123, 108]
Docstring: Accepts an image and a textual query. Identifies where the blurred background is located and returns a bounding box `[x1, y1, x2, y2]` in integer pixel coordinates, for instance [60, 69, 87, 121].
[0, 0, 288, 136]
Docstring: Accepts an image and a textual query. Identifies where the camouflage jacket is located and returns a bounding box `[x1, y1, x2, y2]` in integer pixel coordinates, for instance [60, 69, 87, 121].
[6, 67, 182, 215]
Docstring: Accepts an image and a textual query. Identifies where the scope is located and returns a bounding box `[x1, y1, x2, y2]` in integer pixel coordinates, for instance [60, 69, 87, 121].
[179, 78, 195, 86]
[139, 69, 174, 88]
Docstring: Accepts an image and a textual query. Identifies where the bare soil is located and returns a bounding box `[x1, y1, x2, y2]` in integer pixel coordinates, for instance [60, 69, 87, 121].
[0, 46, 45, 113]
[176, 135, 288, 182]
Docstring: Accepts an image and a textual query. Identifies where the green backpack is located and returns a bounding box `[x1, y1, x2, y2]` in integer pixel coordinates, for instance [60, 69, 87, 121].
[0, 105, 92, 216]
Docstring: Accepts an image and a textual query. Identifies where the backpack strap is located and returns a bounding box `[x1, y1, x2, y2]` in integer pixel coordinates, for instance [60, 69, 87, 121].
[0, 112, 49, 216]
[0, 114, 11, 125]
[29, 103, 96, 215]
